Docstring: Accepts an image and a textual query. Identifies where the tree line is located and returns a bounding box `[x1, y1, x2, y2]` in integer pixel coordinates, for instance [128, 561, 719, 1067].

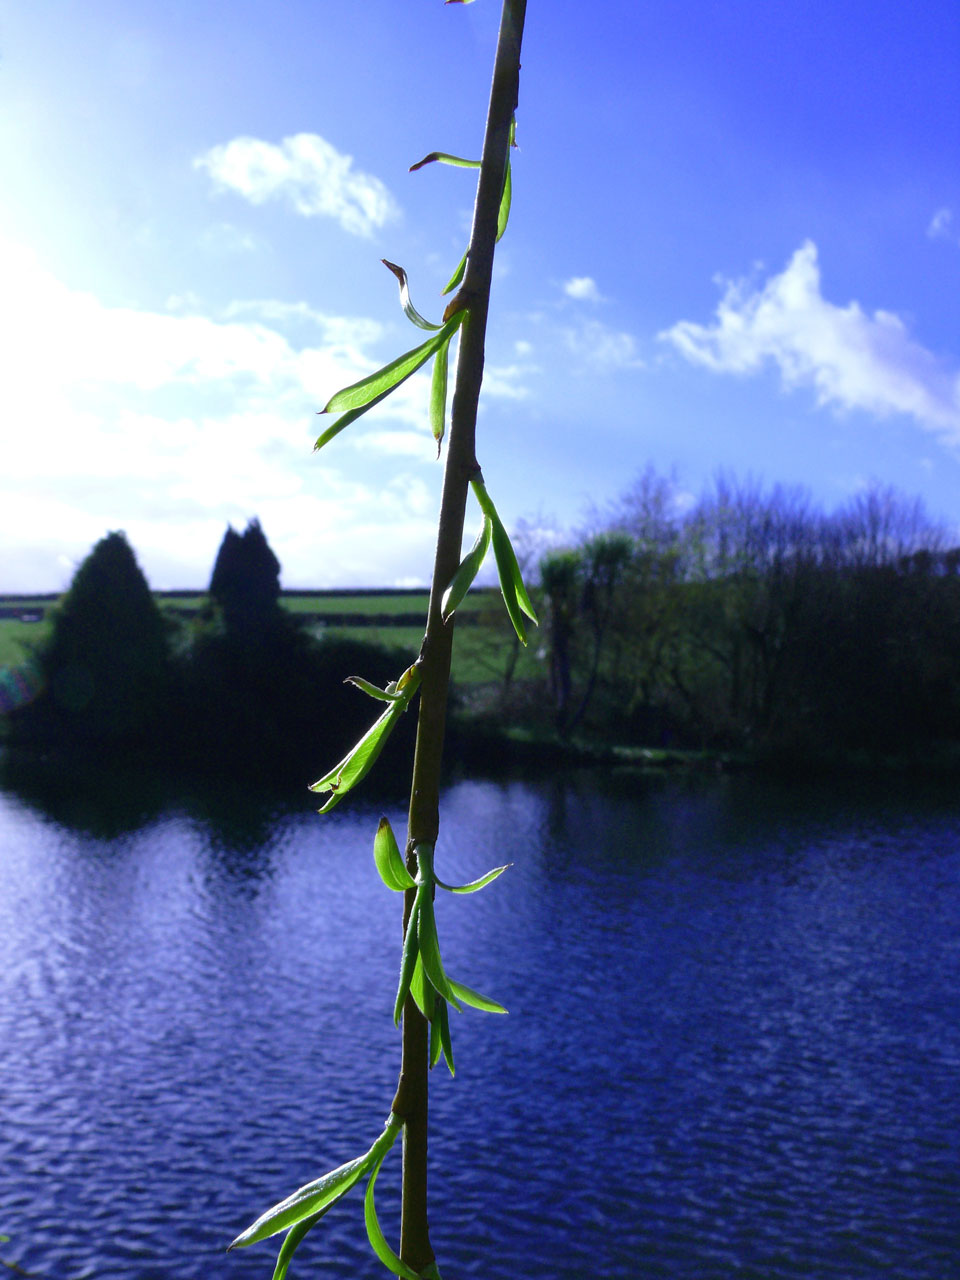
[5, 521, 415, 784]
[531, 469, 960, 762]
[8, 470, 960, 777]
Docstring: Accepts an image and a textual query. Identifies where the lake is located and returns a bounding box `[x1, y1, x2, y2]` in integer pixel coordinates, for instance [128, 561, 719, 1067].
[1, 759, 958, 1279]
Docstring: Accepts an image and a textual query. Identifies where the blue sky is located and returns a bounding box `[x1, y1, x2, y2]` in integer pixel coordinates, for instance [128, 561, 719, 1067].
[2, 0, 958, 590]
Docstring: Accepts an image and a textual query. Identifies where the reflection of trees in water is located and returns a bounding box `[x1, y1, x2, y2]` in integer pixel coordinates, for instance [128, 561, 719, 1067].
[184, 781, 304, 891]
[0, 748, 170, 839]
[0, 750, 308, 884]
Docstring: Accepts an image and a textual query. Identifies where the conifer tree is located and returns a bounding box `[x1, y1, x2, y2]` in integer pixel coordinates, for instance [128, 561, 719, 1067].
[20, 531, 169, 742]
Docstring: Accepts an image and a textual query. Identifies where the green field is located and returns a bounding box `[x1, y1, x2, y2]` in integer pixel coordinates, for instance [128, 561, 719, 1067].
[0, 590, 544, 687]
[0, 618, 49, 667]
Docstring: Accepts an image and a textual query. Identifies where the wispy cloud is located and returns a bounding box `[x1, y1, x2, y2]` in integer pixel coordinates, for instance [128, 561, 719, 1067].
[0, 235, 443, 590]
[197, 221, 264, 255]
[660, 241, 960, 438]
[482, 363, 535, 399]
[927, 207, 959, 246]
[563, 276, 602, 302]
[563, 319, 643, 370]
[194, 133, 399, 237]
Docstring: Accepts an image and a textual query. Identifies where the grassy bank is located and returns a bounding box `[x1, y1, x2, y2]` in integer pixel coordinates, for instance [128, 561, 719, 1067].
[0, 589, 540, 687]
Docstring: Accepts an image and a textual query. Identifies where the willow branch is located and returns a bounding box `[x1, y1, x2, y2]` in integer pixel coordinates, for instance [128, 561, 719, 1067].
[395, 1, 527, 1270]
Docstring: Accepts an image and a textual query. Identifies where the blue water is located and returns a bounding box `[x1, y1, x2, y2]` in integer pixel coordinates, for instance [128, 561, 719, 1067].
[1, 765, 959, 1279]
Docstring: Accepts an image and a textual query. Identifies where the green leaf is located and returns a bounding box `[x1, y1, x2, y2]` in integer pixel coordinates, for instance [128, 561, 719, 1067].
[409, 951, 435, 1021]
[429, 334, 451, 452]
[496, 155, 512, 243]
[429, 999, 443, 1068]
[471, 480, 538, 644]
[492, 517, 538, 625]
[421, 1265, 444, 1280]
[393, 890, 422, 1026]
[315, 388, 394, 452]
[345, 676, 403, 703]
[229, 1153, 375, 1250]
[311, 666, 420, 813]
[231, 1120, 401, 1253]
[322, 323, 455, 415]
[395, 663, 419, 693]
[315, 313, 465, 449]
[447, 976, 507, 1015]
[442, 249, 467, 296]
[312, 694, 414, 813]
[310, 700, 404, 814]
[375, 817, 416, 892]
[363, 1150, 420, 1280]
[409, 152, 480, 172]
[438, 997, 455, 1076]
[441, 516, 492, 622]
[435, 862, 511, 894]
[382, 259, 441, 331]
[416, 891, 462, 1010]
[271, 1212, 327, 1280]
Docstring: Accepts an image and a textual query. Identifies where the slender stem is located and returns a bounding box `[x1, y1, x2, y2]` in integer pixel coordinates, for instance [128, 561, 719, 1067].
[395, 1, 526, 1270]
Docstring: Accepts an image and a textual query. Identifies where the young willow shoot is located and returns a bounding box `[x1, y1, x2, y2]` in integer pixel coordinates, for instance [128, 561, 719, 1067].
[229, 3, 532, 1277]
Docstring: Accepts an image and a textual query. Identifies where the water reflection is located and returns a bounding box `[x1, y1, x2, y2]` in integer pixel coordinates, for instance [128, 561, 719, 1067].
[1, 761, 960, 1278]
[0, 746, 171, 838]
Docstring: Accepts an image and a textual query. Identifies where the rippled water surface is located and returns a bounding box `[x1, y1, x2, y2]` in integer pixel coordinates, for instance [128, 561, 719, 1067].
[1, 761, 959, 1279]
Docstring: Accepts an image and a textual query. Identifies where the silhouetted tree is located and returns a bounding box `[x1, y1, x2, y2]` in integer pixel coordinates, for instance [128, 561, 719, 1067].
[12, 531, 170, 744]
[539, 549, 580, 732]
[209, 518, 281, 631]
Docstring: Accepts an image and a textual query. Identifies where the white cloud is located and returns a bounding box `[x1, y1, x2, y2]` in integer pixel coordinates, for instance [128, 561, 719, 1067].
[352, 429, 438, 460]
[563, 319, 644, 370]
[198, 221, 263, 255]
[928, 208, 958, 245]
[660, 241, 960, 438]
[563, 276, 602, 302]
[0, 235, 444, 591]
[482, 364, 533, 399]
[194, 133, 399, 237]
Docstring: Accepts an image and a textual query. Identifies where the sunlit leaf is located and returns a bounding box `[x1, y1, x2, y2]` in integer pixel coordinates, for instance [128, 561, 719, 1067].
[430, 334, 451, 452]
[228, 1152, 375, 1250]
[409, 152, 480, 172]
[311, 698, 409, 814]
[375, 817, 416, 892]
[441, 516, 492, 622]
[416, 891, 462, 1010]
[492, 517, 537, 622]
[315, 390, 393, 452]
[315, 313, 466, 450]
[471, 480, 538, 644]
[232, 1119, 402, 1255]
[395, 663, 419, 693]
[447, 976, 507, 1015]
[442, 249, 467, 296]
[271, 1212, 327, 1280]
[429, 999, 444, 1069]
[382, 260, 441, 331]
[393, 890, 422, 1026]
[409, 951, 435, 1021]
[364, 1148, 420, 1280]
[345, 676, 402, 703]
[496, 155, 512, 242]
[438, 997, 455, 1076]
[435, 862, 510, 894]
[321, 325, 452, 415]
